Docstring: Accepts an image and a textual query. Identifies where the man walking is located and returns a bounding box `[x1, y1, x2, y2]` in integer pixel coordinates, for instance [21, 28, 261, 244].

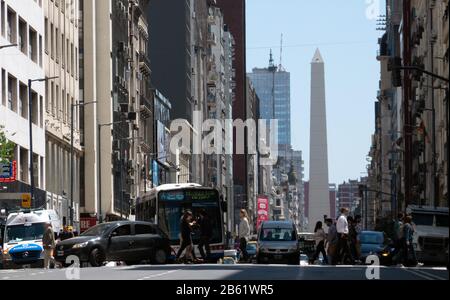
[325, 218, 338, 265]
[336, 208, 353, 264]
[197, 209, 212, 261]
[42, 222, 56, 269]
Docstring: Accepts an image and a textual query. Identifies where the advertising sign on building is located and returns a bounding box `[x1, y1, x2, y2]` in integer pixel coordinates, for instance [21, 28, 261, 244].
[257, 195, 269, 230]
[80, 217, 98, 233]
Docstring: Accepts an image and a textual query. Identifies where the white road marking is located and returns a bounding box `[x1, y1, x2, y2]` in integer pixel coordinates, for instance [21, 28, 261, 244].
[2, 277, 10, 280]
[402, 269, 436, 280]
[411, 269, 447, 280]
[137, 269, 180, 280]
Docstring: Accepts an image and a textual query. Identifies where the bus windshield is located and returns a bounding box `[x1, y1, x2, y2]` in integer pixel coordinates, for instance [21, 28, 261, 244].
[158, 189, 222, 245]
[5, 223, 46, 243]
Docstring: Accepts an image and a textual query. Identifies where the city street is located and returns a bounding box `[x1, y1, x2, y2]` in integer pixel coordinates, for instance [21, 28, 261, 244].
[0, 264, 447, 281]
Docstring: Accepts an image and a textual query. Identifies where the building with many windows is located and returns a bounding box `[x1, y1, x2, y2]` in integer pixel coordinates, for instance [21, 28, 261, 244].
[43, 0, 81, 228]
[0, 0, 46, 210]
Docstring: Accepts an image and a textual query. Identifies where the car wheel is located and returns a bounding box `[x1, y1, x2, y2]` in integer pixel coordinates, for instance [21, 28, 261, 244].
[89, 248, 105, 267]
[152, 249, 168, 265]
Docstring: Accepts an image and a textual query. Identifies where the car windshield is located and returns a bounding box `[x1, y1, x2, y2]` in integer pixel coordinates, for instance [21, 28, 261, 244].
[5, 223, 46, 243]
[412, 213, 434, 226]
[359, 233, 384, 244]
[81, 223, 114, 237]
[260, 228, 296, 241]
[247, 243, 257, 251]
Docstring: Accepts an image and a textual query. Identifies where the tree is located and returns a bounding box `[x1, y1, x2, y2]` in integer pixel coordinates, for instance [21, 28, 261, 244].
[0, 126, 15, 163]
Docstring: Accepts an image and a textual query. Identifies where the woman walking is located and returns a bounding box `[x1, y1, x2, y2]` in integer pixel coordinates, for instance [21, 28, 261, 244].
[310, 221, 328, 265]
[239, 209, 251, 262]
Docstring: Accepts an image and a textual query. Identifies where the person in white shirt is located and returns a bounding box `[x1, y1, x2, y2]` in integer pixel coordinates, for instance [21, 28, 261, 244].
[336, 207, 354, 264]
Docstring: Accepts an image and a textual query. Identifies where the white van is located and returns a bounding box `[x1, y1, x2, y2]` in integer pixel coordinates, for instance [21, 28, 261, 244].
[2, 209, 61, 269]
[407, 205, 449, 264]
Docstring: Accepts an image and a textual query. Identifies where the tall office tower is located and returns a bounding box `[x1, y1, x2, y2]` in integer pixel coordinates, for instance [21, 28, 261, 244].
[308, 49, 330, 231]
[247, 53, 291, 147]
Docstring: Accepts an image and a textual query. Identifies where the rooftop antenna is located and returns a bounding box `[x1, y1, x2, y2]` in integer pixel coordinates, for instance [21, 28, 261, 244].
[279, 33, 284, 71]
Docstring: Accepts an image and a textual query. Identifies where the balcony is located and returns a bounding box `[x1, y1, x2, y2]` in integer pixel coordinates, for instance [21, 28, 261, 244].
[139, 53, 151, 76]
[140, 95, 152, 119]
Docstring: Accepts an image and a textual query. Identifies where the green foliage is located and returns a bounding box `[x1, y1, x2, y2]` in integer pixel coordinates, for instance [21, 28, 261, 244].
[0, 126, 15, 163]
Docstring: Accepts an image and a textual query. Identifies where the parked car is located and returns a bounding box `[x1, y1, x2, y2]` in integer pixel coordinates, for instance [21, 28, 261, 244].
[256, 221, 300, 265]
[55, 221, 171, 267]
[247, 241, 257, 262]
[359, 231, 394, 266]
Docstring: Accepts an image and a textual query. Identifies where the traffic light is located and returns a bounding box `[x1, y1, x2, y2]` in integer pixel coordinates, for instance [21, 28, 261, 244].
[388, 56, 402, 87]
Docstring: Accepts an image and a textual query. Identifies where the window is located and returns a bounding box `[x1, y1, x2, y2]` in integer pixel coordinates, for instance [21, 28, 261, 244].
[7, 8, 16, 43]
[70, 43, 74, 76]
[1, 69, 5, 106]
[56, 85, 60, 118]
[61, 90, 66, 123]
[62, 33, 65, 67]
[135, 224, 156, 235]
[112, 225, 131, 236]
[18, 18, 27, 54]
[50, 23, 54, 58]
[7, 75, 16, 112]
[44, 18, 48, 53]
[1, 1, 5, 37]
[50, 82, 54, 115]
[39, 96, 43, 128]
[55, 27, 59, 62]
[29, 27, 38, 63]
[19, 83, 28, 119]
[39, 35, 43, 66]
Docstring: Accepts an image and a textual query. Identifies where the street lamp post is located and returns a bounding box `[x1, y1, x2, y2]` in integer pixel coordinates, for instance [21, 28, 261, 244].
[97, 113, 135, 223]
[28, 77, 58, 203]
[0, 44, 17, 50]
[70, 101, 97, 226]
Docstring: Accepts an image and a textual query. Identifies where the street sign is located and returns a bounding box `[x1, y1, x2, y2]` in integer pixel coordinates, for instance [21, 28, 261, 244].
[0, 161, 17, 183]
[21, 194, 31, 208]
[257, 195, 269, 230]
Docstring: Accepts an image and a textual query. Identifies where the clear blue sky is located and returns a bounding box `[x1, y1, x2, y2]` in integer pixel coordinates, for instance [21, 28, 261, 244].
[246, 0, 384, 185]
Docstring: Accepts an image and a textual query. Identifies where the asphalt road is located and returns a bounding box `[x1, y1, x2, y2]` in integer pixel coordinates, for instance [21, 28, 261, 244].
[0, 264, 447, 280]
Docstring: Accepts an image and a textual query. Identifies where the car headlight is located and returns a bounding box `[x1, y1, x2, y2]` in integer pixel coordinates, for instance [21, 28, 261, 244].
[2, 249, 11, 260]
[72, 242, 89, 249]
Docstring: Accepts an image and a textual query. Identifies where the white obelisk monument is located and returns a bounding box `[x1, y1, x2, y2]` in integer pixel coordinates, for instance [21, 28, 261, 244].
[308, 49, 330, 232]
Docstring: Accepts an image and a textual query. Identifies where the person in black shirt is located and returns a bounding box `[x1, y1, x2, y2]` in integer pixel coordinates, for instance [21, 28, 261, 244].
[197, 209, 212, 260]
[176, 210, 195, 263]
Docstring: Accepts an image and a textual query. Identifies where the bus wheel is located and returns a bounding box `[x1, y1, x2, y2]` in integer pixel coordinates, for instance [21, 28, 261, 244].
[89, 248, 105, 267]
[152, 249, 168, 265]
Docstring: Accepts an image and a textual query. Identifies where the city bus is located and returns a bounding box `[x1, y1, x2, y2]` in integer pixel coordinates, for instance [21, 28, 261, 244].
[135, 183, 227, 261]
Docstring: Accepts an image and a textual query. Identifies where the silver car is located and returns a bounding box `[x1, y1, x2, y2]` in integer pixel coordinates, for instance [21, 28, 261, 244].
[256, 221, 300, 265]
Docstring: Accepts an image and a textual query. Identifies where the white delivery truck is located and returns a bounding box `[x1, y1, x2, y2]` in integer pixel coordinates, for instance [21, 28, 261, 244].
[1, 209, 61, 269]
[407, 205, 449, 264]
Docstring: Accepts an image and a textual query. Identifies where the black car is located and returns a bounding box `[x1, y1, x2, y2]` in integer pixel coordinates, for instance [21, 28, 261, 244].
[55, 221, 171, 267]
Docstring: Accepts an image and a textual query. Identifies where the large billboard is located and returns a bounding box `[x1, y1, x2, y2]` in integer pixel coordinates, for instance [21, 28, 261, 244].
[257, 195, 269, 230]
[156, 120, 170, 163]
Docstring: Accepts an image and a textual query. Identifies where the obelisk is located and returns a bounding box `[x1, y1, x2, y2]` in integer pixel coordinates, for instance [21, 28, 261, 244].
[308, 49, 330, 232]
